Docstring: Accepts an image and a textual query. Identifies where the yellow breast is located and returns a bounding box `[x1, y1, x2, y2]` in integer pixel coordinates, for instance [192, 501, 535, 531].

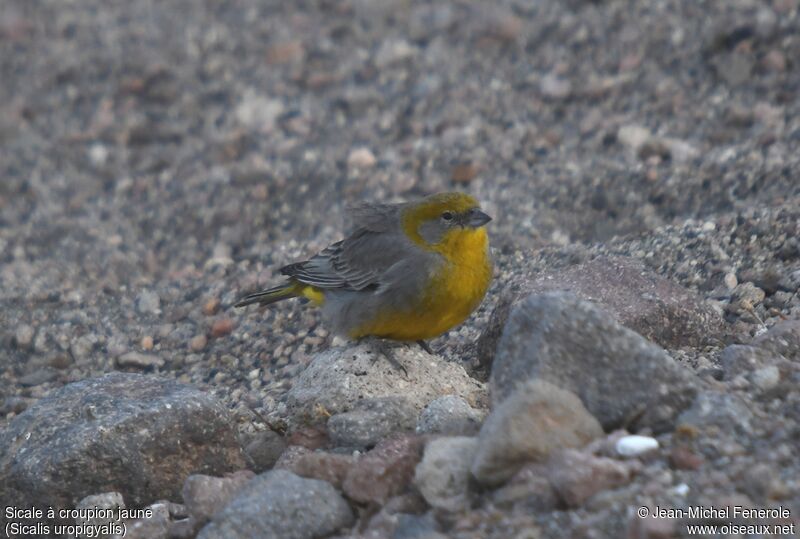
[351, 228, 492, 341]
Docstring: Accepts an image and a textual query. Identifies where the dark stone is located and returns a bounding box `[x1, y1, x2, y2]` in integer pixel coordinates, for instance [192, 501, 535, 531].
[0, 372, 247, 527]
[197, 470, 353, 539]
[478, 256, 727, 370]
[490, 292, 699, 433]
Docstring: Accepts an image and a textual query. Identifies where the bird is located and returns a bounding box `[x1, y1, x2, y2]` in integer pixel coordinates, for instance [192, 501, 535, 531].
[235, 192, 493, 354]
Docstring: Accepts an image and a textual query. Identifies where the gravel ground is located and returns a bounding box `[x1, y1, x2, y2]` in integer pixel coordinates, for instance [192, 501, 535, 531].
[1, 0, 799, 536]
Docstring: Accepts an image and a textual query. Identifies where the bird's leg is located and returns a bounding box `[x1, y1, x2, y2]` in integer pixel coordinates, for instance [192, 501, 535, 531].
[362, 338, 409, 377]
[416, 340, 434, 355]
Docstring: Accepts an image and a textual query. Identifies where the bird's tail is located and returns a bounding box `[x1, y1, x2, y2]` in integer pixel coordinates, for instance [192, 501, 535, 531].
[234, 282, 298, 308]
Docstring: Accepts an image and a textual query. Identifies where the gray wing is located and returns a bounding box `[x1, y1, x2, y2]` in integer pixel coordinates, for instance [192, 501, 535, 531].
[281, 203, 422, 292]
[345, 201, 402, 233]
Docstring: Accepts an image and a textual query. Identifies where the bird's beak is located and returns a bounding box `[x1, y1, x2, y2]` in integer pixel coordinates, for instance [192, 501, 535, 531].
[467, 208, 492, 228]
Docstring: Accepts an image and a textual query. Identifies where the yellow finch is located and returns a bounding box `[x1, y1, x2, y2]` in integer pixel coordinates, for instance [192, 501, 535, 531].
[236, 192, 493, 349]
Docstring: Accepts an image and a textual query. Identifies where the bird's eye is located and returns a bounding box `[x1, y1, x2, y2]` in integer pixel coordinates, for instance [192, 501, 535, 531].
[441, 211, 454, 221]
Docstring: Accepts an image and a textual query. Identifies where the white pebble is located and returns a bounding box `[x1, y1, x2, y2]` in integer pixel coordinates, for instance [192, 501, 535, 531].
[670, 483, 690, 497]
[615, 435, 659, 457]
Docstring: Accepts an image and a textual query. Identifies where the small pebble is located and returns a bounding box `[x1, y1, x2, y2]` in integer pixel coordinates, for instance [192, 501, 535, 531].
[615, 435, 659, 457]
[451, 162, 480, 184]
[15, 324, 35, 349]
[190, 334, 208, 352]
[724, 273, 738, 290]
[211, 318, 235, 338]
[347, 147, 376, 169]
[751, 365, 780, 391]
[203, 298, 221, 315]
[118, 351, 165, 369]
[136, 289, 161, 315]
[141, 336, 154, 350]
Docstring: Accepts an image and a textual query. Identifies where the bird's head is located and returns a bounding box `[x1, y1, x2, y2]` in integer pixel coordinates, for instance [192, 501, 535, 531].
[401, 192, 492, 252]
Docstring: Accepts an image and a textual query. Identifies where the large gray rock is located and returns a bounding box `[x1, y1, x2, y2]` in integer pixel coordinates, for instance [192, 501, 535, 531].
[752, 320, 800, 361]
[327, 396, 417, 449]
[0, 372, 246, 524]
[479, 256, 727, 368]
[283, 342, 485, 425]
[414, 436, 478, 511]
[183, 471, 256, 528]
[490, 292, 699, 433]
[197, 470, 354, 539]
[416, 395, 484, 436]
[471, 380, 603, 487]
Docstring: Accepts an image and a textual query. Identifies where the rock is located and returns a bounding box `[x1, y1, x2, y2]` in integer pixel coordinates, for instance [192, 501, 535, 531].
[374, 39, 417, 68]
[489, 292, 699, 433]
[14, 323, 35, 349]
[617, 124, 652, 152]
[243, 430, 287, 472]
[491, 463, 559, 512]
[343, 434, 425, 505]
[140, 335, 154, 350]
[117, 351, 165, 369]
[197, 470, 353, 539]
[75, 491, 125, 533]
[720, 344, 778, 380]
[416, 395, 484, 436]
[471, 380, 603, 487]
[18, 367, 59, 386]
[284, 451, 355, 489]
[669, 445, 704, 470]
[476, 6, 523, 42]
[347, 147, 376, 169]
[392, 514, 444, 539]
[113, 502, 171, 539]
[451, 162, 480, 184]
[479, 256, 726, 367]
[728, 282, 766, 314]
[547, 449, 641, 508]
[540, 73, 572, 100]
[202, 298, 220, 316]
[273, 445, 311, 471]
[762, 49, 787, 72]
[183, 471, 255, 527]
[266, 40, 305, 65]
[283, 343, 485, 425]
[724, 272, 738, 290]
[70, 334, 97, 360]
[752, 320, 800, 361]
[136, 289, 161, 314]
[713, 52, 754, 86]
[750, 365, 781, 391]
[0, 373, 246, 519]
[210, 318, 235, 338]
[414, 436, 478, 511]
[235, 91, 284, 131]
[360, 492, 430, 537]
[677, 391, 754, 436]
[327, 396, 417, 448]
[189, 334, 208, 352]
[287, 426, 329, 450]
[615, 435, 660, 458]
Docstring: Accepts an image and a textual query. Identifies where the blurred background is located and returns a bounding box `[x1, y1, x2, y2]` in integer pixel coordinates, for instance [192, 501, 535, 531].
[1, 0, 798, 404]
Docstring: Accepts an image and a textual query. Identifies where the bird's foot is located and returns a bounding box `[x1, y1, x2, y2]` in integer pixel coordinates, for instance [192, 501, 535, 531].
[416, 340, 434, 355]
[361, 338, 409, 378]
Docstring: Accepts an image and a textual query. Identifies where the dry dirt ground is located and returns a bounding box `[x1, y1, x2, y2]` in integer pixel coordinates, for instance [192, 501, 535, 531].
[1, 0, 799, 537]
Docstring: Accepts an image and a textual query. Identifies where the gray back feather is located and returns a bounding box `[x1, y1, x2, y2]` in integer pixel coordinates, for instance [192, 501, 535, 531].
[281, 201, 437, 293]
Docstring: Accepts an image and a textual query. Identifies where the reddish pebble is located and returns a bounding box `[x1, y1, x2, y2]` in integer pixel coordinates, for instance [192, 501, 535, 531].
[140, 335, 154, 350]
[211, 318, 235, 338]
[203, 298, 220, 316]
[669, 446, 703, 470]
[288, 427, 329, 450]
